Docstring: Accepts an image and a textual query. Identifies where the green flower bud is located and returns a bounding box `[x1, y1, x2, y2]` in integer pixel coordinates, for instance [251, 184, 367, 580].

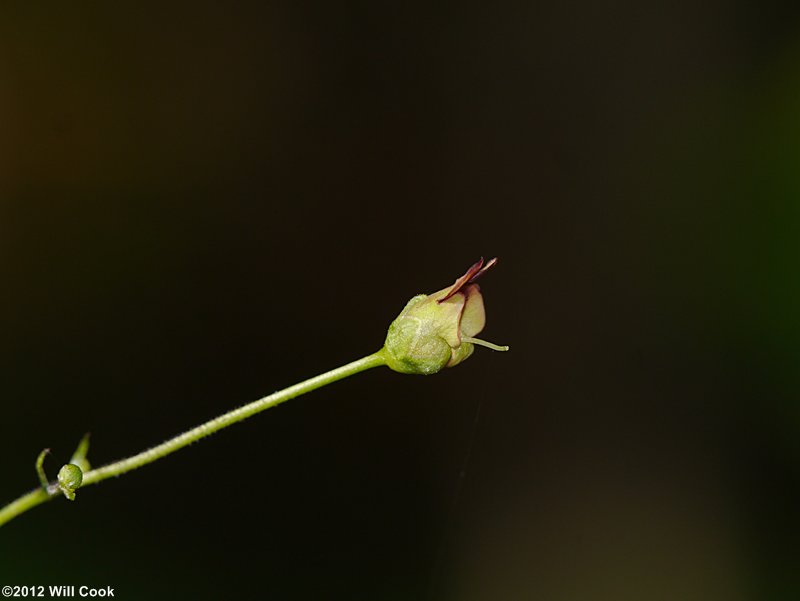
[57, 463, 83, 501]
[382, 257, 508, 375]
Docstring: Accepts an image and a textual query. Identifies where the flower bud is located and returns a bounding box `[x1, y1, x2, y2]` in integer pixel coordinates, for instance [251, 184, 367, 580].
[57, 463, 83, 501]
[382, 257, 508, 375]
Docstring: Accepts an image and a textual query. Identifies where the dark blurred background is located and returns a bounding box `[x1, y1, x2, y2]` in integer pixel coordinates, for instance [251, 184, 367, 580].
[1, 2, 799, 599]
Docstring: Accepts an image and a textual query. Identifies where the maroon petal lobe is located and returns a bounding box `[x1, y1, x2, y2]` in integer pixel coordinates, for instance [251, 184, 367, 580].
[467, 257, 498, 283]
[439, 257, 486, 303]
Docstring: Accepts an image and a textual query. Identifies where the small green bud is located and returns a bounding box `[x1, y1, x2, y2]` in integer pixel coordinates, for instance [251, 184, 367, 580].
[57, 464, 83, 501]
[382, 257, 508, 375]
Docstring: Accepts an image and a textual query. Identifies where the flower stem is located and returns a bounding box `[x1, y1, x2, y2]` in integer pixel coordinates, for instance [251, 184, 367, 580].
[0, 351, 387, 528]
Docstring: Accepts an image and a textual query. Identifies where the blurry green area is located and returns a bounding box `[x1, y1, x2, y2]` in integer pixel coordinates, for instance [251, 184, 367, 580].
[732, 40, 800, 601]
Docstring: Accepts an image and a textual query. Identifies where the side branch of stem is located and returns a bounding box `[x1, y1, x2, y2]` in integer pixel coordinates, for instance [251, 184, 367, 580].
[0, 352, 386, 528]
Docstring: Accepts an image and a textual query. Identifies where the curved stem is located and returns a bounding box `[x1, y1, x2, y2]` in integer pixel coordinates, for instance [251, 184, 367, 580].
[0, 351, 387, 528]
[0, 488, 52, 528]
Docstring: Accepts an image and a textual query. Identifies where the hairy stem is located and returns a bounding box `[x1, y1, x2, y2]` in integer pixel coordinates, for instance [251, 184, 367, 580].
[0, 351, 387, 528]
